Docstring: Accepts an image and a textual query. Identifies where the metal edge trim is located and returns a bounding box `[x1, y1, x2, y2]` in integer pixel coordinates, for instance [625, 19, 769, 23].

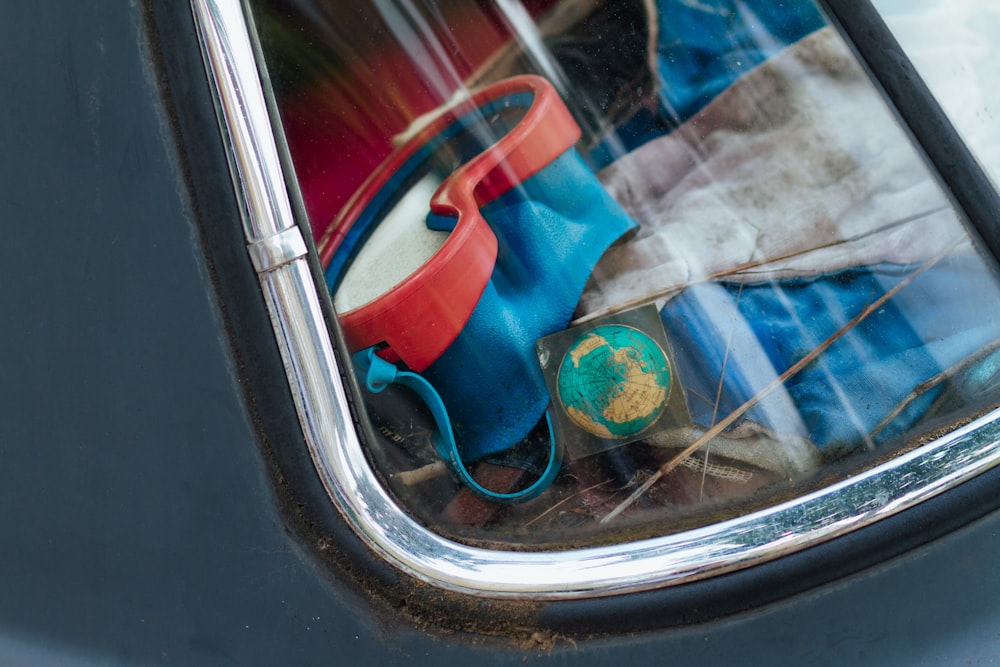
[191, 0, 1000, 599]
[248, 226, 308, 272]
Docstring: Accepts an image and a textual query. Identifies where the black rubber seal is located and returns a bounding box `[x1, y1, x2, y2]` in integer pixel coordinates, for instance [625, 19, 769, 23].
[821, 0, 1000, 260]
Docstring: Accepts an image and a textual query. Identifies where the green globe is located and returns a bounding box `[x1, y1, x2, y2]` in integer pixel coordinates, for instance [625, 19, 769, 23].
[556, 324, 672, 439]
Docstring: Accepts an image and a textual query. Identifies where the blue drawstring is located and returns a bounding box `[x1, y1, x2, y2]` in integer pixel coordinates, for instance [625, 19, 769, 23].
[354, 347, 561, 504]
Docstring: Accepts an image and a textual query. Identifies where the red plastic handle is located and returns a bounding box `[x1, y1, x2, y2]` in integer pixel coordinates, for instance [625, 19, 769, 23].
[325, 75, 581, 371]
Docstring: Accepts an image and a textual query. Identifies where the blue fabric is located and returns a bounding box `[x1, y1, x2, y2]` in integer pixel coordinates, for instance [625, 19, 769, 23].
[329, 93, 638, 466]
[597, 0, 826, 161]
[421, 149, 637, 460]
[660, 262, 1000, 452]
[655, 0, 825, 121]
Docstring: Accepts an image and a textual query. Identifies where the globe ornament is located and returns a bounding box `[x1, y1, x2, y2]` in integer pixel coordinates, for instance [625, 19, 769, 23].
[537, 304, 690, 460]
[557, 325, 671, 438]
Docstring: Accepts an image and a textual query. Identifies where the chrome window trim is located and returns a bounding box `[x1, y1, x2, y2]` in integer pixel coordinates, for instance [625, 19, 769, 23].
[191, 0, 1000, 599]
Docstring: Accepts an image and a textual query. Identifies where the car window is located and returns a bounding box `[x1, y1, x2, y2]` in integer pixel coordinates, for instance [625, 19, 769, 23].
[196, 0, 1000, 595]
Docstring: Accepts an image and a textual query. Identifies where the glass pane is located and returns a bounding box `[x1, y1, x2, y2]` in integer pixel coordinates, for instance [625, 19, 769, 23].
[871, 0, 1000, 188]
[248, 0, 1000, 547]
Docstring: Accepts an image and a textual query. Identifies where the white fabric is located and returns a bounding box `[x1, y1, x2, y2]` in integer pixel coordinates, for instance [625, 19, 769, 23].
[579, 27, 975, 318]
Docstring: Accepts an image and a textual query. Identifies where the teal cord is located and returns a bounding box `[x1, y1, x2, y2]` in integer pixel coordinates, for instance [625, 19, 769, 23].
[355, 347, 561, 504]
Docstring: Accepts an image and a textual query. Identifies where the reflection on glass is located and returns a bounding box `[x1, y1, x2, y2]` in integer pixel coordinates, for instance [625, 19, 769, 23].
[249, 0, 1000, 547]
[871, 0, 1000, 188]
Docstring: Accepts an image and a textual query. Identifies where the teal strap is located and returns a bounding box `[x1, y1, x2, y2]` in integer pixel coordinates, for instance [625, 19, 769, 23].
[355, 347, 561, 504]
